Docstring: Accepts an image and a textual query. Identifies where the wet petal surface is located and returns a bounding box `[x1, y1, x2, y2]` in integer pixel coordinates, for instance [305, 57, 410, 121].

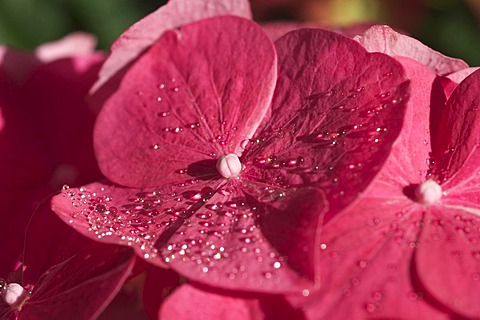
[242, 28, 410, 218]
[52, 181, 326, 293]
[94, 16, 276, 188]
[295, 200, 450, 319]
[432, 69, 480, 183]
[416, 208, 480, 319]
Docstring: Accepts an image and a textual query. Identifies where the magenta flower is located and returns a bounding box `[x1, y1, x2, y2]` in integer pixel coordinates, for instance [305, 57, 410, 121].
[294, 31, 480, 319]
[0, 34, 137, 319]
[52, 3, 410, 294]
[0, 206, 135, 320]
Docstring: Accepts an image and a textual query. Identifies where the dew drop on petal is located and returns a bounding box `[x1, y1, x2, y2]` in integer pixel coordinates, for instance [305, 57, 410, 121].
[357, 260, 368, 268]
[365, 303, 377, 313]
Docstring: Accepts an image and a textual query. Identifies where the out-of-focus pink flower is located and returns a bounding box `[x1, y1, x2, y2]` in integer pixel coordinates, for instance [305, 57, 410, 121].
[52, 0, 410, 298]
[291, 26, 480, 320]
[141, 266, 306, 320]
[0, 34, 136, 319]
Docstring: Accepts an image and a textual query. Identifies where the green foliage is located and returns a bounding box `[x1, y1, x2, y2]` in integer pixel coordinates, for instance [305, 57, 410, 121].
[0, 0, 163, 50]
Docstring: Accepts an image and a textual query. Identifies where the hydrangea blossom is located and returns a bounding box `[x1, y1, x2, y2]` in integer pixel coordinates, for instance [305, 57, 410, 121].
[0, 34, 136, 319]
[52, 0, 410, 295]
[292, 27, 480, 319]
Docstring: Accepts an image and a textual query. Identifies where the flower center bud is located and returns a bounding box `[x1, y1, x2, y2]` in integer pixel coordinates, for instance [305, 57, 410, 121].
[0, 280, 30, 310]
[415, 179, 442, 206]
[216, 154, 242, 179]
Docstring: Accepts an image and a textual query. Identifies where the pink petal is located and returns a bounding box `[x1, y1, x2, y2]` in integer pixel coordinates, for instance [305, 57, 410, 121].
[21, 53, 105, 188]
[432, 69, 480, 182]
[52, 181, 325, 293]
[35, 32, 97, 63]
[417, 115, 480, 317]
[416, 209, 480, 318]
[94, 16, 276, 188]
[91, 0, 252, 95]
[442, 67, 480, 99]
[446, 67, 480, 84]
[20, 204, 91, 287]
[286, 55, 450, 316]
[354, 25, 468, 75]
[159, 283, 302, 320]
[19, 245, 135, 320]
[293, 197, 451, 319]
[242, 28, 409, 219]
[377, 57, 442, 185]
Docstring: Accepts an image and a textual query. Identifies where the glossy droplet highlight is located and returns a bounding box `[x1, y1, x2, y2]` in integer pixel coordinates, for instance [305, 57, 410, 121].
[415, 180, 442, 206]
[216, 154, 242, 179]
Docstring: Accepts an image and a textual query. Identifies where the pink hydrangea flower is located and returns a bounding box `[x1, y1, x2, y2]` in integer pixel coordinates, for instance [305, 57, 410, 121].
[52, 0, 410, 295]
[0, 34, 136, 319]
[0, 206, 135, 320]
[293, 29, 480, 320]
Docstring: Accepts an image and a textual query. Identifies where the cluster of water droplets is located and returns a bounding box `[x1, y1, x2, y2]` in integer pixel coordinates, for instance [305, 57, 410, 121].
[238, 84, 402, 207]
[62, 185, 164, 260]
[61, 179, 289, 285]
[140, 77, 244, 156]
[160, 184, 289, 283]
[430, 214, 480, 281]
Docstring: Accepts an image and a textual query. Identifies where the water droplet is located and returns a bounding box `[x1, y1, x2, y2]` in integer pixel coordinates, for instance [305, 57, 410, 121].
[365, 303, 377, 313]
[351, 277, 361, 286]
[188, 122, 200, 129]
[358, 260, 368, 268]
[372, 291, 383, 301]
[408, 291, 422, 301]
[95, 204, 107, 213]
[325, 89, 336, 97]
[355, 87, 365, 93]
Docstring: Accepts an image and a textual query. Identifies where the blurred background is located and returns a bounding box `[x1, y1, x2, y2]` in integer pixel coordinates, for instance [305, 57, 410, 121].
[0, 0, 479, 65]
